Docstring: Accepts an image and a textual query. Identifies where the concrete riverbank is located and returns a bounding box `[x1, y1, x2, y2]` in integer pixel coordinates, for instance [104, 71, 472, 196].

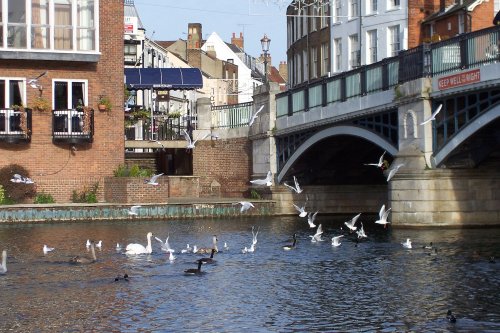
[0, 198, 276, 223]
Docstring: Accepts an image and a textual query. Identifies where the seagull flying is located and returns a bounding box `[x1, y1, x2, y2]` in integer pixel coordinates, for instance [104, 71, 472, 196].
[27, 71, 47, 90]
[364, 151, 386, 169]
[386, 163, 404, 182]
[420, 104, 442, 125]
[10, 174, 34, 184]
[344, 213, 361, 232]
[402, 238, 412, 249]
[144, 173, 163, 186]
[251, 226, 260, 246]
[331, 235, 344, 247]
[283, 176, 303, 194]
[182, 129, 210, 149]
[250, 171, 273, 186]
[234, 201, 255, 213]
[356, 222, 368, 239]
[307, 211, 318, 228]
[310, 224, 324, 242]
[155, 235, 175, 253]
[375, 204, 391, 227]
[128, 205, 141, 216]
[248, 105, 264, 126]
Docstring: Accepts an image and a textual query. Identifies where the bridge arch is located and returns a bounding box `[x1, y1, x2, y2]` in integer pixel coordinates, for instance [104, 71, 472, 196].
[277, 125, 399, 183]
[433, 106, 500, 167]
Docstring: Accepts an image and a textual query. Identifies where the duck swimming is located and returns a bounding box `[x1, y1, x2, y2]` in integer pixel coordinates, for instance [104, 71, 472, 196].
[199, 249, 216, 264]
[69, 241, 97, 264]
[283, 233, 297, 250]
[446, 310, 456, 323]
[184, 259, 203, 275]
[197, 235, 218, 254]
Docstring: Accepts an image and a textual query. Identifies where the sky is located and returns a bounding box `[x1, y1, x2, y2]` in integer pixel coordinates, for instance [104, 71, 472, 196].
[133, 0, 290, 66]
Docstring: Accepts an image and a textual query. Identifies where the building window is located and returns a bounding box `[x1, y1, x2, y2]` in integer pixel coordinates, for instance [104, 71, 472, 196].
[0, 78, 25, 134]
[370, 0, 377, 13]
[333, 0, 342, 24]
[367, 29, 377, 64]
[388, 25, 400, 57]
[0, 0, 97, 52]
[124, 44, 137, 64]
[311, 47, 318, 79]
[349, 0, 358, 19]
[321, 42, 329, 76]
[53, 80, 87, 110]
[310, 6, 316, 32]
[349, 34, 359, 69]
[388, 0, 400, 9]
[458, 13, 465, 34]
[321, 1, 329, 27]
[334, 38, 342, 72]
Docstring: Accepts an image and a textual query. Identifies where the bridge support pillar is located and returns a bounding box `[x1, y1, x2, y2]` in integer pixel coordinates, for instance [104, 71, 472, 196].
[389, 146, 500, 226]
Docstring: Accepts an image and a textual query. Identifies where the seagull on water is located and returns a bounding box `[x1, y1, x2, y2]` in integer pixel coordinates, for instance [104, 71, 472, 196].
[307, 211, 318, 228]
[420, 104, 442, 126]
[128, 205, 141, 216]
[86, 239, 91, 249]
[234, 201, 255, 213]
[364, 151, 386, 169]
[386, 163, 404, 182]
[182, 129, 210, 149]
[43, 245, 55, 254]
[331, 235, 344, 247]
[144, 173, 163, 186]
[283, 176, 303, 194]
[95, 240, 103, 249]
[309, 224, 324, 242]
[375, 204, 391, 227]
[168, 251, 176, 262]
[402, 238, 412, 249]
[248, 105, 264, 126]
[250, 171, 273, 186]
[344, 213, 361, 232]
[181, 244, 192, 254]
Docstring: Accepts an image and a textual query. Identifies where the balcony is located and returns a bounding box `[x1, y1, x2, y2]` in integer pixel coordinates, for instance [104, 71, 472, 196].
[0, 108, 32, 143]
[52, 109, 94, 144]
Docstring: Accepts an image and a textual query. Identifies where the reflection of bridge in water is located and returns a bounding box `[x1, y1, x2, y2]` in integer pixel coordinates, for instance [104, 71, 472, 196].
[271, 25, 500, 226]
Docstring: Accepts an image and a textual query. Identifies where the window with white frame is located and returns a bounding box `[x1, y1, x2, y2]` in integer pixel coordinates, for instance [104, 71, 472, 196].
[367, 29, 377, 64]
[310, 5, 316, 32]
[349, 34, 359, 68]
[321, 42, 329, 76]
[333, 0, 342, 24]
[388, 25, 400, 57]
[458, 13, 464, 34]
[320, 1, 329, 27]
[334, 38, 342, 72]
[0, 78, 25, 133]
[369, 0, 377, 14]
[311, 47, 318, 79]
[350, 0, 358, 19]
[388, 0, 400, 10]
[53, 80, 87, 134]
[0, 0, 97, 52]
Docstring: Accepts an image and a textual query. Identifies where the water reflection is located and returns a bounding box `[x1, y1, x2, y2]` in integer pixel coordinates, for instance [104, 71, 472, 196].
[0, 216, 499, 332]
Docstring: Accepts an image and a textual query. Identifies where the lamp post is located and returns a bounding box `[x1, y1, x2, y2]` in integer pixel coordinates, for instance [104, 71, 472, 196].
[260, 34, 271, 84]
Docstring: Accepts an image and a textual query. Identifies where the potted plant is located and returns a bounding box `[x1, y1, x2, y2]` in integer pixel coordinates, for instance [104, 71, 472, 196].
[31, 97, 50, 112]
[98, 96, 112, 112]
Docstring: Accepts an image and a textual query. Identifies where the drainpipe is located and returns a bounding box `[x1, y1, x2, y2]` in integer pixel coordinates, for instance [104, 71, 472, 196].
[359, 0, 362, 66]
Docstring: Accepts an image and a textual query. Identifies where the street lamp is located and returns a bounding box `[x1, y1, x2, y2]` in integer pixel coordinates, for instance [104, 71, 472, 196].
[260, 34, 271, 83]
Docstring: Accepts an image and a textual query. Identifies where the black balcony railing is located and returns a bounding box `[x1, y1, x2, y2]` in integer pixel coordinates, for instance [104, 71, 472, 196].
[52, 108, 94, 144]
[0, 108, 32, 143]
[276, 25, 500, 117]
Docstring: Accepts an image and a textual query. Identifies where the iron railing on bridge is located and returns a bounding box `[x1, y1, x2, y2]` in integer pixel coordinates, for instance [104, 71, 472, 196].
[211, 102, 253, 129]
[276, 25, 500, 118]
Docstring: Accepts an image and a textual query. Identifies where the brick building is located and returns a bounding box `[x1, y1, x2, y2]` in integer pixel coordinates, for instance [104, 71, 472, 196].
[0, 0, 124, 203]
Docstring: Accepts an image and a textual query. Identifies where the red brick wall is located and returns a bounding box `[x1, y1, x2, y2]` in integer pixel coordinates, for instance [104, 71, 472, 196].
[0, 0, 124, 203]
[104, 177, 170, 203]
[193, 138, 252, 198]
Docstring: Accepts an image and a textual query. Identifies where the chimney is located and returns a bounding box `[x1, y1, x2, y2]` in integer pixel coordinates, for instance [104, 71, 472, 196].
[279, 61, 288, 82]
[187, 23, 202, 50]
[187, 23, 202, 68]
[231, 31, 244, 49]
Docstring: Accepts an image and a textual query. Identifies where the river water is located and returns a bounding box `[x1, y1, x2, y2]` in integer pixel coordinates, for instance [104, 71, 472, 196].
[0, 216, 499, 332]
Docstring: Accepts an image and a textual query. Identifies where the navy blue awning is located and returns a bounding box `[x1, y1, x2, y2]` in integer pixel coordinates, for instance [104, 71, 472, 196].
[124, 68, 203, 90]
